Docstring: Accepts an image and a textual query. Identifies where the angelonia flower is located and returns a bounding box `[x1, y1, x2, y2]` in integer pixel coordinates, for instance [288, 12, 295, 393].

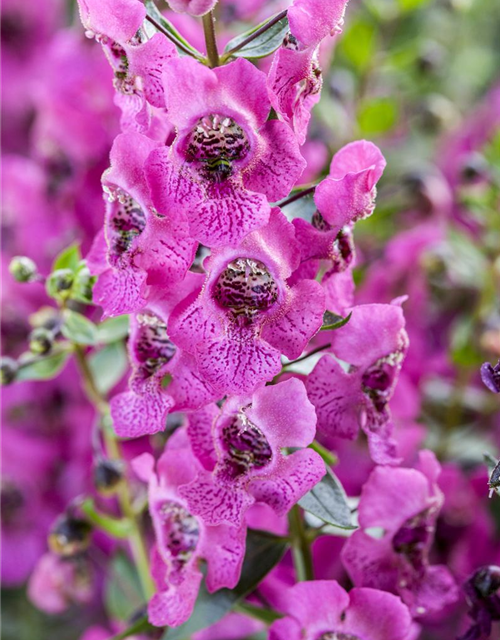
[3, 0, 500, 639]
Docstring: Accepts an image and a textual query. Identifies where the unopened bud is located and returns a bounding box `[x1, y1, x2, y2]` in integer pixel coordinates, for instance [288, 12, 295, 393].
[46, 269, 74, 299]
[9, 256, 37, 283]
[0, 357, 18, 385]
[48, 514, 92, 557]
[29, 327, 54, 355]
[93, 459, 124, 496]
[461, 152, 489, 182]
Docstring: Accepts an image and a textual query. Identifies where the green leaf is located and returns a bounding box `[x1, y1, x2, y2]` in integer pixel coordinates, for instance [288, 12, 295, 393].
[357, 98, 399, 136]
[17, 350, 71, 382]
[96, 315, 130, 344]
[397, 0, 431, 11]
[61, 309, 98, 345]
[165, 529, 287, 640]
[320, 311, 352, 331]
[144, 0, 203, 57]
[89, 342, 129, 395]
[52, 243, 81, 273]
[299, 466, 356, 529]
[105, 553, 145, 622]
[223, 13, 289, 60]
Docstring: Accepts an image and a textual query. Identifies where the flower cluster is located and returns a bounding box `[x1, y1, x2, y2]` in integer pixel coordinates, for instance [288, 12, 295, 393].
[2, 0, 500, 639]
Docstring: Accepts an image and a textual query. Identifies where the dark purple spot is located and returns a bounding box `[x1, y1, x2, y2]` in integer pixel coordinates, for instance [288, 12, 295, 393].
[392, 509, 433, 572]
[317, 633, 360, 640]
[108, 193, 146, 261]
[362, 361, 397, 413]
[213, 258, 279, 321]
[219, 414, 272, 480]
[158, 501, 200, 573]
[135, 313, 176, 378]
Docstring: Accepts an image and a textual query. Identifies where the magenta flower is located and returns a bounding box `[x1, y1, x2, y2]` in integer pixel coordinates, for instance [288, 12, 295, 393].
[77, 0, 177, 133]
[87, 132, 197, 317]
[168, 0, 218, 17]
[459, 565, 500, 640]
[133, 433, 246, 627]
[307, 302, 408, 464]
[480, 359, 500, 393]
[168, 209, 325, 395]
[145, 56, 306, 247]
[178, 377, 325, 527]
[268, 0, 349, 144]
[342, 451, 459, 617]
[28, 552, 94, 614]
[110, 302, 215, 439]
[269, 580, 412, 640]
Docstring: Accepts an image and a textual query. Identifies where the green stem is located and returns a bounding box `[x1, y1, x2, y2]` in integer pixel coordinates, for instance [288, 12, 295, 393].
[202, 11, 219, 68]
[278, 185, 316, 208]
[309, 440, 338, 467]
[234, 601, 283, 624]
[145, 14, 201, 59]
[73, 344, 155, 600]
[288, 505, 314, 581]
[108, 616, 153, 640]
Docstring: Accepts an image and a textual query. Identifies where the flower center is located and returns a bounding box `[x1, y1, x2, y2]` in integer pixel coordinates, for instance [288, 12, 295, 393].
[185, 114, 251, 183]
[158, 501, 200, 574]
[135, 313, 176, 377]
[362, 361, 397, 412]
[107, 191, 146, 261]
[213, 258, 279, 320]
[219, 414, 273, 480]
[392, 509, 433, 572]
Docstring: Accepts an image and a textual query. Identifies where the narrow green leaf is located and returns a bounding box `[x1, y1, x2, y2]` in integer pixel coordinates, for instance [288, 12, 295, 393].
[52, 243, 82, 273]
[16, 350, 70, 382]
[61, 309, 98, 345]
[164, 529, 287, 640]
[223, 13, 289, 60]
[299, 466, 356, 529]
[96, 315, 130, 344]
[105, 553, 145, 622]
[320, 311, 352, 331]
[89, 342, 129, 395]
[109, 616, 153, 640]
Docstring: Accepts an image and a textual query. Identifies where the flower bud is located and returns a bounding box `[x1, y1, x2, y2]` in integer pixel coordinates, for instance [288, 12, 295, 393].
[29, 327, 54, 355]
[0, 357, 18, 385]
[9, 256, 38, 283]
[48, 515, 92, 557]
[46, 269, 74, 299]
[93, 459, 124, 496]
[460, 152, 489, 182]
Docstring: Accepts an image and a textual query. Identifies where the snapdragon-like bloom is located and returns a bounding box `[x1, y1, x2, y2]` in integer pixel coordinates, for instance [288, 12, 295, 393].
[179, 377, 325, 526]
[342, 451, 459, 617]
[87, 132, 197, 317]
[110, 298, 215, 438]
[146, 56, 306, 247]
[481, 359, 500, 393]
[77, 0, 177, 132]
[269, 580, 412, 640]
[307, 302, 408, 464]
[292, 141, 386, 313]
[28, 553, 94, 614]
[268, 0, 349, 144]
[459, 565, 500, 640]
[133, 432, 246, 627]
[168, 209, 325, 395]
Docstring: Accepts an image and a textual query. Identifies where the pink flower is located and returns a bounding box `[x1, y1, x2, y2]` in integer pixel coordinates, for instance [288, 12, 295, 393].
[269, 580, 412, 640]
[133, 432, 246, 628]
[179, 377, 325, 527]
[28, 552, 94, 614]
[168, 209, 325, 395]
[306, 302, 408, 464]
[342, 451, 459, 617]
[110, 300, 215, 439]
[77, 0, 177, 133]
[87, 132, 197, 317]
[267, 0, 349, 144]
[168, 0, 218, 17]
[145, 57, 306, 247]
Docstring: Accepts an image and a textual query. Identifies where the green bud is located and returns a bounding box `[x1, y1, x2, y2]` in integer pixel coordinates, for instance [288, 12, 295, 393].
[46, 268, 74, 299]
[29, 327, 54, 355]
[48, 514, 92, 557]
[93, 459, 124, 496]
[9, 256, 38, 283]
[0, 357, 18, 385]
